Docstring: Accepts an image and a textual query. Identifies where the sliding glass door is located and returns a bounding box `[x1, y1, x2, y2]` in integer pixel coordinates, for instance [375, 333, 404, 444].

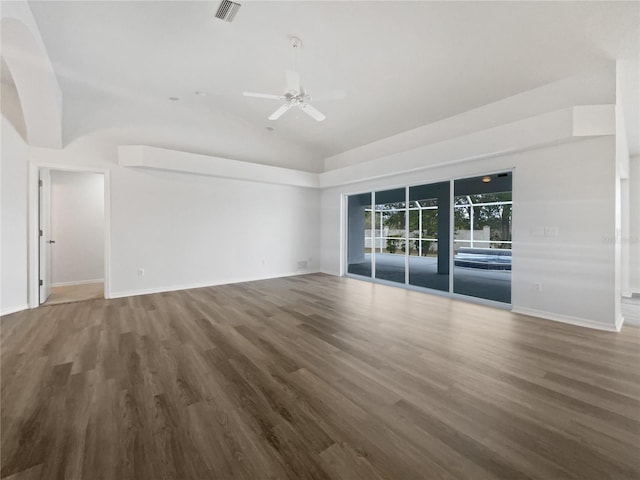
[453, 173, 512, 303]
[346, 171, 513, 305]
[373, 188, 406, 284]
[408, 182, 450, 292]
[347, 192, 372, 277]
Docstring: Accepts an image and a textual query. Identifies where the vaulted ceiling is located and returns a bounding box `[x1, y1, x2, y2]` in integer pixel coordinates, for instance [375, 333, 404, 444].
[28, 1, 640, 171]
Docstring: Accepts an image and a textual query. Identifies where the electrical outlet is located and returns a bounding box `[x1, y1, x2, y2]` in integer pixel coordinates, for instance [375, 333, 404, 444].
[534, 282, 542, 292]
[138, 268, 145, 277]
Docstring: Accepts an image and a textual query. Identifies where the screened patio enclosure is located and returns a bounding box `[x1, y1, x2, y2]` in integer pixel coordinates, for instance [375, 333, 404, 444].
[346, 173, 512, 304]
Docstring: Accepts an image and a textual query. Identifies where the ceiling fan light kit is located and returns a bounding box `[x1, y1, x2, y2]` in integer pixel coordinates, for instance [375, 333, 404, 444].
[242, 36, 334, 122]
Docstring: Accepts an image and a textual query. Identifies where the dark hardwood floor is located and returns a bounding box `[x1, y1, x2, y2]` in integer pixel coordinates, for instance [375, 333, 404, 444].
[1, 273, 639, 479]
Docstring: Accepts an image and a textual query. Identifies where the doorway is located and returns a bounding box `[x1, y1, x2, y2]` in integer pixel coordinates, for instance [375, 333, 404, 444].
[35, 167, 109, 306]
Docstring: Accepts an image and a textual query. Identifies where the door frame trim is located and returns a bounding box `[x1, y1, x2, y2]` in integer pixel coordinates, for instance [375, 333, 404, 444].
[28, 162, 112, 308]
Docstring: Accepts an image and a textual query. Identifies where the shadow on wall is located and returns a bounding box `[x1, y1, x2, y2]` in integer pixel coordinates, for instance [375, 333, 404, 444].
[1, 14, 62, 148]
[0, 60, 27, 141]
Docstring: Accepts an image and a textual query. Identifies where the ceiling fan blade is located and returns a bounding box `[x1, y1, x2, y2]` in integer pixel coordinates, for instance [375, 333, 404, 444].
[286, 70, 301, 94]
[268, 103, 292, 120]
[243, 92, 283, 100]
[310, 90, 347, 102]
[300, 103, 326, 122]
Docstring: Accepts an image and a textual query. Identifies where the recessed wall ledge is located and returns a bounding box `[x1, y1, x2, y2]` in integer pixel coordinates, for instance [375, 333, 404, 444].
[118, 145, 319, 188]
[118, 105, 614, 189]
[318, 105, 615, 188]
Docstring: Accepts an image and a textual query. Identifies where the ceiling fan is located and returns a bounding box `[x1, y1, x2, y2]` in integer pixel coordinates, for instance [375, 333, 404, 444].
[243, 37, 332, 122]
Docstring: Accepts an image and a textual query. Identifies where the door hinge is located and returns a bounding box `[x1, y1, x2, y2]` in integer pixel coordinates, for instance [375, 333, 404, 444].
[39, 229, 43, 237]
[39, 180, 43, 187]
[39, 279, 43, 286]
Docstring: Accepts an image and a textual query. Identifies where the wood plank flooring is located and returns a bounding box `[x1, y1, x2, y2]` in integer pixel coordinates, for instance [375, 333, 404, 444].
[44, 283, 104, 306]
[1, 273, 639, 479]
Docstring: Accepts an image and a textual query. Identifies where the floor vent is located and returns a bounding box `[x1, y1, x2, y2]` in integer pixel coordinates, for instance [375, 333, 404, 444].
[215, 0, 241, 22]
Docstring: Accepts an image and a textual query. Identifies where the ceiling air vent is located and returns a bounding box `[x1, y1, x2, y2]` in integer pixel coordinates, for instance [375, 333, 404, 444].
[215, 0, 241, 22]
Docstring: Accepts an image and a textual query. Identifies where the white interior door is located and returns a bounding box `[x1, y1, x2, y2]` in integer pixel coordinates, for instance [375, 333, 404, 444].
[39, 168, 52, 304]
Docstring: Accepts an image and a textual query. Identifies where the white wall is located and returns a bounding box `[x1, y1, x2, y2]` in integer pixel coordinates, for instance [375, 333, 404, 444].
[630, 155, 640, 294]
[28, 134, 321, 299]
[1, 3, 63, 148]
[321, 136, 618, 330]
[108, 166, 320, 297]
[325, 69, 615, 171]
[1, 115, 29, 315]
[50, 170, 104, 285]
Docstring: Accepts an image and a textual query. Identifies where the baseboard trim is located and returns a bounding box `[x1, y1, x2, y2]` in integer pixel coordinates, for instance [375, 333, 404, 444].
[1, 304, 30, 317]
[511, 306, 619, 332]
[623, 317, 640, 327]
[320, 268, 340, 276]
[109, 270, 319, 299]
[51, 279, 104, 287]
[621, 296, 640, 326]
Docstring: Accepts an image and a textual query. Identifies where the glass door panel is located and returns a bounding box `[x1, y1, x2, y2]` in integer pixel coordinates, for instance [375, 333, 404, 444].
[453, 173, 512, 303]
[347, 192, 372, 277]
[408, 182, 450, 292]
[373, 188, 406, 284]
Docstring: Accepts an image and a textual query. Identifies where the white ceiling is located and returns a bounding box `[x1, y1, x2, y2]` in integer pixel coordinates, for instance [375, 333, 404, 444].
[28, 1, 639, 170]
